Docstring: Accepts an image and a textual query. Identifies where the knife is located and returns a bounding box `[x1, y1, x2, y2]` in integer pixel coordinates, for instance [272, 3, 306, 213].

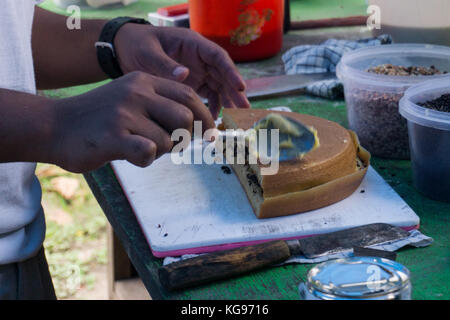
[159, 223, 410, 291]
[244, 72, 334, 99]
[201, 72, 335, 103]
[219, 113, 319, 161]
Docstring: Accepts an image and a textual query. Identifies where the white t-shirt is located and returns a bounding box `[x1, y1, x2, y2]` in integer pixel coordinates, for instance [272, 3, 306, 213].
[0, 0, 46, 264]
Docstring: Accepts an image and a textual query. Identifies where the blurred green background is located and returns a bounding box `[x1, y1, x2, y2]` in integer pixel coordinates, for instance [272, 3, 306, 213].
[40, 0, 368, 19]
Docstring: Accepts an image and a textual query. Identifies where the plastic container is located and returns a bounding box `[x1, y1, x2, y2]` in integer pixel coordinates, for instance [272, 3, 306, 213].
[399, 77, 450, 203]
[369, 0, 450, 45]
[336, 44, 450, 159]
[188, 0, 284, 62]
[298, 257, 412, 300]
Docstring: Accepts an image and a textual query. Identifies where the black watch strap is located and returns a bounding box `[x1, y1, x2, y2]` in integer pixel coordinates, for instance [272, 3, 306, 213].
[96, 17, 151, 79]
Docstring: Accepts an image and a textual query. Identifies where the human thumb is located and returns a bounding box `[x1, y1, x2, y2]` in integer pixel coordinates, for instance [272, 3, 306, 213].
[149, 45, 189, 82]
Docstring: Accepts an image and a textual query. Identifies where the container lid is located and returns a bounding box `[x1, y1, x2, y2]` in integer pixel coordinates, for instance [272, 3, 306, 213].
[399, 76, 450, 131]
[306, 257, 410, 300]
[336, 44, 450, 91]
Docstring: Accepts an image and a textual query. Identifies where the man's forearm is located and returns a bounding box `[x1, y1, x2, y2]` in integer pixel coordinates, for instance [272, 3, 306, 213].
[32, 7, 107, 89]
[0, 89, 56, 163]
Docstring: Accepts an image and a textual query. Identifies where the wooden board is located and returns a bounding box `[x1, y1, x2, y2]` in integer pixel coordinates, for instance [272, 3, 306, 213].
[111, 140, 420, 258]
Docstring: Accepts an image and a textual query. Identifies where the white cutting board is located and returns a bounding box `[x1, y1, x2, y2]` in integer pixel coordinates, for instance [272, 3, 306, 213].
[111, 141, 420, 258]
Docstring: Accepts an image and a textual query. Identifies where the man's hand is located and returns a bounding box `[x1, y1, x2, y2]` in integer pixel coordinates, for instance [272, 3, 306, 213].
[33, 8, 250, 119]
[50, 72, 215, 173]
[115, 25, 250, 119]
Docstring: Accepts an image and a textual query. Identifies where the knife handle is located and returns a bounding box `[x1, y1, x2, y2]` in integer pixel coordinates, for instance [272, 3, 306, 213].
[159, 240, 291, 291]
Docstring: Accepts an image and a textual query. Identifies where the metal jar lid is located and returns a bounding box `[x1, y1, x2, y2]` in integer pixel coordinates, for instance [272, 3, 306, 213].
[302, 257, 411, 300]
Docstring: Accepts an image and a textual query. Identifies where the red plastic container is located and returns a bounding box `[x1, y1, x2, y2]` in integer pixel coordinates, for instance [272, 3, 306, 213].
[189, 0, 284, 62]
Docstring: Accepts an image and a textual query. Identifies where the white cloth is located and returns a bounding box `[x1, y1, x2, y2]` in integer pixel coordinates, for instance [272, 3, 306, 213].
[0, 0, 46, 264]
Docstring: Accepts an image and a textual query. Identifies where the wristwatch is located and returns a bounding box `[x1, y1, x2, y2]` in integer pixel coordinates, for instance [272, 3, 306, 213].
[95, 17, 151, 79]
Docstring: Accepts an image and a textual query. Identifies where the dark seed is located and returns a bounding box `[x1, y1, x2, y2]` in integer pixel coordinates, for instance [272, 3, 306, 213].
[367, 64, 446, 76]
[346, 87, 409, 159]
[418, 93, 450, 113]
[246, 173, 258, 185]
[221, 166, 231, 174]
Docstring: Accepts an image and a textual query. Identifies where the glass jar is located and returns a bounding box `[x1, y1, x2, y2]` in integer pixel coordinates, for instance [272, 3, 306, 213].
[299, 257, 412, 300]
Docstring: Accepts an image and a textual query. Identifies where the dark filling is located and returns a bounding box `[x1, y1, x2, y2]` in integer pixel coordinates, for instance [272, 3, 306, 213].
[244, 164, 263, 195]
[356, 157, 363, 169]
[246, 172, 259, 185]
[222, 142, 263, 196]
[221, 166, 232, 174]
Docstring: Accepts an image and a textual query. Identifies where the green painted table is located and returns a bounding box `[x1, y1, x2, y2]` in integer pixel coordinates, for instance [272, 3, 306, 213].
[39, 0, 449, 300]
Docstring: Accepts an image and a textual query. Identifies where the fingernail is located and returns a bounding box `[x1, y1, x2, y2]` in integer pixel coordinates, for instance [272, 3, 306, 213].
[242, 96, 250, 108]
[172, 66, 188, 79]
[238, 79, 246, 91]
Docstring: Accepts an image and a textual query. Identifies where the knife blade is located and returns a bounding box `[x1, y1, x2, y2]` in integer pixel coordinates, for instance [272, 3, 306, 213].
[219, 113, 319, 162]
[158, 223, 410, 291]
[201, 72, 335, 104]
[289, 223, 409, 258]
[244, 72, 335, 99]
